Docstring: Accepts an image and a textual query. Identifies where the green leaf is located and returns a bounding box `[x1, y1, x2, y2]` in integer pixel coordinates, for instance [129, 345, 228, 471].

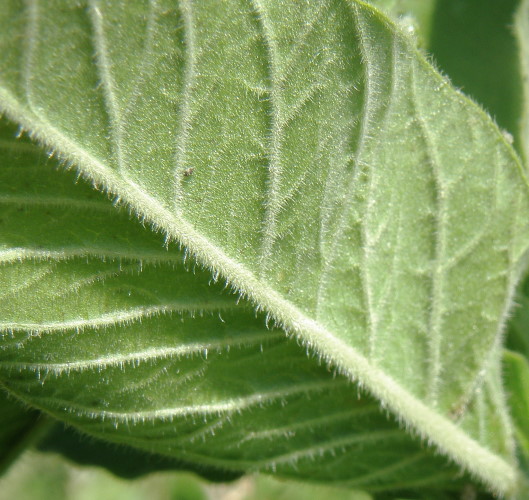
[0, 0, 528, 496]
[0, 118, 475, 498]
[376, 1, 524, 156]
[375, 0, 524, 153]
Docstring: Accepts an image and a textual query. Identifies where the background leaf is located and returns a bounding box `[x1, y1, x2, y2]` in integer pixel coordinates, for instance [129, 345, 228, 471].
[0, 449, 374, 500]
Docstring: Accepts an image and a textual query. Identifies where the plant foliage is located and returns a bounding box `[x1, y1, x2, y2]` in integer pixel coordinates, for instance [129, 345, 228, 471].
[1, 1, 529, 498]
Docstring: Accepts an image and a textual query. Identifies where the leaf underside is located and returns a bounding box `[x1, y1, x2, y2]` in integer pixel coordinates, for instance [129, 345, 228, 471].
[0, 0, 529, 496]
[0, 119, 468, 498]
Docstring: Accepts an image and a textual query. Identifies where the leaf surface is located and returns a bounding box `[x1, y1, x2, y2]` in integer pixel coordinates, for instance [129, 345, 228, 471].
[0, 0, 528, 495]
[0, 119, 471, 498]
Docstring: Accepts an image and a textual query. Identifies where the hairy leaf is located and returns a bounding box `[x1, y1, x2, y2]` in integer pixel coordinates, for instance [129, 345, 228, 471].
[0, 119, 478, 498]
[380, 0, 523, 153]
[0, 0, 528, 496]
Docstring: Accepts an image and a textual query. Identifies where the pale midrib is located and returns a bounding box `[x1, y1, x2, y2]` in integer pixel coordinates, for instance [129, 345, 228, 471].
[0, 84, 516, 494]
[0, 331, 286, 373]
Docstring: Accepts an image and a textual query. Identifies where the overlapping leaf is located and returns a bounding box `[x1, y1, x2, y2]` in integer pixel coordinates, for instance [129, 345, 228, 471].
[0, 0, 529, 496]
[0, 120, 471, 498]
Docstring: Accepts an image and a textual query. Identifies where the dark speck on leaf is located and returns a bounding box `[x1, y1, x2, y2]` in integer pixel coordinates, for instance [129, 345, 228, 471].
[183, 167, 194, 177]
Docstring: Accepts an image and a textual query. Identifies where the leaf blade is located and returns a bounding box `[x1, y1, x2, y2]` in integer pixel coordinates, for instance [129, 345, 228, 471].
[0, 0, 528, 494]
[0, 118, 496, 498]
